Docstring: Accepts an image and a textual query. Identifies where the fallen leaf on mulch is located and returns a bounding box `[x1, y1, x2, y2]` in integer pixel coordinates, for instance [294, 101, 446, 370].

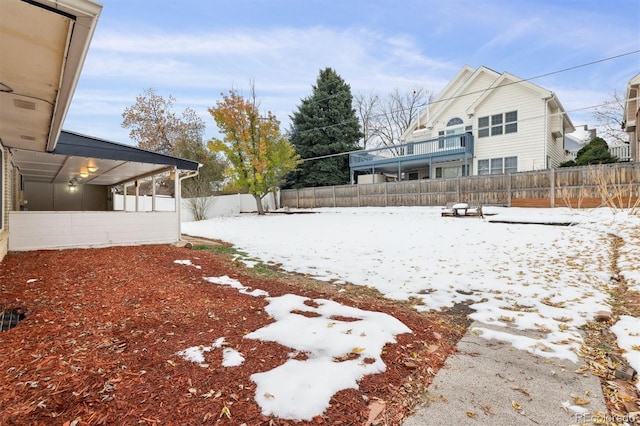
[0, 244, 467, 425]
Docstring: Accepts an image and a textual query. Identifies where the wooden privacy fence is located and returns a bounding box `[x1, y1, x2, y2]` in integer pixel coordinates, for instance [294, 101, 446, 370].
[280, 163, 640, 209]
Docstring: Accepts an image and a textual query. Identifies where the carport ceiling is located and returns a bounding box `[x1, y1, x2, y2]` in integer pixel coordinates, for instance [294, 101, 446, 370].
[11, 131, 199, 186]
[11, 148, 174, 186]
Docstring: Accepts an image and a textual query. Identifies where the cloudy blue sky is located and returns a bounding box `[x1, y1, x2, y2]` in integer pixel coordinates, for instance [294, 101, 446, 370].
[65, 0, 640, 145]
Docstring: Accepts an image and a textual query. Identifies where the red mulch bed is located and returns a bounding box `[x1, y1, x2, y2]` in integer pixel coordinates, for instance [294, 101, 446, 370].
[0, 244, 468, 425]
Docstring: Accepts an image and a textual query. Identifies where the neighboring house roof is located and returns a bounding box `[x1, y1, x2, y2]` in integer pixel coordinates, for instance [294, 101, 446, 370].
[624, 73, 640, 131]
[11, 131, 199, 187]
[403, 65, 575, 139]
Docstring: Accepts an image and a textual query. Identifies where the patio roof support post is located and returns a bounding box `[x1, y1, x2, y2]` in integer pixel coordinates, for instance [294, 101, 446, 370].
[350, 168, 354, 185]
[135, 181, 140, 212]
[174, 167, 180, 240]
[178, 165, 201, 238]
[429, 157, 433, 179]
[152, 175, 157, 212]
[397, 160, 401, 181]
[123, 183, 128, 212]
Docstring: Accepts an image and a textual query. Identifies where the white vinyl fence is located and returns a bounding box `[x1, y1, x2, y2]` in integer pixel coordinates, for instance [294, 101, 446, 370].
[180, 192, 278, 222]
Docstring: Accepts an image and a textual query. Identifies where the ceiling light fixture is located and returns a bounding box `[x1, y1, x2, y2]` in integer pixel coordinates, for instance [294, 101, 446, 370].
[80, 170, 89, 178]
[68, 179, 77, 192]
[87, 166, 98, 173]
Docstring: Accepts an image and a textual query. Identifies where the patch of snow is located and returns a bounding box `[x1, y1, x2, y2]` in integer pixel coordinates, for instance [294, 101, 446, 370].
[174, 259, 202, 269]
[204, 275, 269, 297]
[222, 348, 245, 367]
[245, 293, 411, 420]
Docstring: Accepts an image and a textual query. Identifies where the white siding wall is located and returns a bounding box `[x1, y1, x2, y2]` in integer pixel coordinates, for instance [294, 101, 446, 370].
[546, 105, 566, 167]
[434, 72, 497, 134]
[8, 211, 179, 251]
[473, 84, 548, 172]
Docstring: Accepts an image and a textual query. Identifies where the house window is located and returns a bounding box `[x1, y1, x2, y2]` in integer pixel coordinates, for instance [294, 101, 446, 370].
[461, 164, 469, 176]
[438, 131, 445, 149]
[490, 158, 503, 174]
[406, 143, 414, 155]
[478, 156, 518, 175]
[491, 114, 503, 136]
[435, 167, 442, 178]
[445, 117, 464, 148]
[505, 156, 517, 173]
[478, 159, 489, 175]
[505, 111, 518, 134]
[478, 111, 518, 137]
[447, 117, 463, 127]
[478, 116, 490, 138]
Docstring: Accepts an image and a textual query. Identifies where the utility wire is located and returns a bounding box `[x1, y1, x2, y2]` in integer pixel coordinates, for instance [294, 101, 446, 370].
[292, 49, 640, 138]
[298, 97, 636, 163]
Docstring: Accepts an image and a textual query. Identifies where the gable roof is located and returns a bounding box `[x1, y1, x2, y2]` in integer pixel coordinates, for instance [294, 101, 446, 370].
[11, 130, 199, 186]
[466, 71, 552, 116]
[624, 73, 640, 130]
[403, 65, 575, 139]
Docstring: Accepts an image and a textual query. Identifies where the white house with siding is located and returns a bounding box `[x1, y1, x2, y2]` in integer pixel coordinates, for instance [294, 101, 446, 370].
[350, 65, 575, 182]
[624, 73, 640, 163]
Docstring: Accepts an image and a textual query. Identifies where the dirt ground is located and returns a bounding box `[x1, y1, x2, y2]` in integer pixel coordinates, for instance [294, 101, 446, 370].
[0, 243, 469, 425]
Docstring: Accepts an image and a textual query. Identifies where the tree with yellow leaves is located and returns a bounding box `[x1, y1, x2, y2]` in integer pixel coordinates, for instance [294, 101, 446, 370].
[208, 86, 299, 214]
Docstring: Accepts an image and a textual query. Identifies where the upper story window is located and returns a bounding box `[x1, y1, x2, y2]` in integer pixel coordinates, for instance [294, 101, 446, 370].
[478, 111, 518, 138]
[438, 117, 465, 149]
[446, 117, 464, 135]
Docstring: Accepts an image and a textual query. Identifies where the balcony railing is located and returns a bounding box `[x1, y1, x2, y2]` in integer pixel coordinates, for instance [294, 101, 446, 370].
[350, 133, 474, 167]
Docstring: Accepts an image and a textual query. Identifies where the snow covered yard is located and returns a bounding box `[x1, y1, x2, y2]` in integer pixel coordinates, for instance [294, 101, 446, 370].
[183, 206, 640, 392]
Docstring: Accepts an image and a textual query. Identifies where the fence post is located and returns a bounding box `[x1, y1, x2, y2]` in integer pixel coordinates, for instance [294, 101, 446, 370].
[456, 177, 461, 201]
[507, 173, 512, 207]
[385, 182, 388, 207]
[357, 184, 361, 207]
[296, 189, 300, 209]
[549, 168, 555, 208]
[332, 185, 336, 207]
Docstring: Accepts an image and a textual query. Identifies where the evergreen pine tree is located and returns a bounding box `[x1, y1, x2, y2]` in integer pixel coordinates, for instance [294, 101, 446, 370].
[289, 68, 362, 187]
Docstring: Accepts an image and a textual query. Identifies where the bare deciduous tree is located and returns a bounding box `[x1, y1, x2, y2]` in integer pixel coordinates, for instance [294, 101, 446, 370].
[355, 86, 433, 151]
[354, 92, 381, 149]
[593, 90, 627, 146]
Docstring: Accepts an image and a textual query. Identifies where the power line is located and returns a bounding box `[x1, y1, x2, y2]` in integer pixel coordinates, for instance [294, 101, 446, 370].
[299, 97, 634, 163]
[293, 49, 640, 138]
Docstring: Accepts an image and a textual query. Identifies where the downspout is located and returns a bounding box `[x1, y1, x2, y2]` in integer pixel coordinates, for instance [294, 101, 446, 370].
[544, 96, 550, 169]
[176, 164, 202, 240]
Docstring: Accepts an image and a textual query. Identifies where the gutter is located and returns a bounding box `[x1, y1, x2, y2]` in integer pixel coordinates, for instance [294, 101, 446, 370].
[45, 0, 103, 151]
